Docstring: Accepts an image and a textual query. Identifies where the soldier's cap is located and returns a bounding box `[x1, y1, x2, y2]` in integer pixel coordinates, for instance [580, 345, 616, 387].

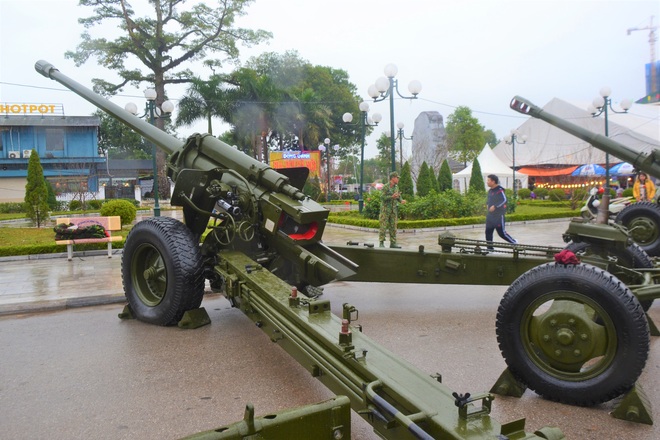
[389, 171, 399, 179]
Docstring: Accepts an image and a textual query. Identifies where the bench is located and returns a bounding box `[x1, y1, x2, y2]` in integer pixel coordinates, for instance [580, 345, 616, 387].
[55, 216, 123, 261]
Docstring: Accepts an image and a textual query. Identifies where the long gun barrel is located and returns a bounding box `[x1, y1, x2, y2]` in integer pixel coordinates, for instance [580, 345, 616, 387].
[509, 96, 660, 178]
[35, 60, 305, 201]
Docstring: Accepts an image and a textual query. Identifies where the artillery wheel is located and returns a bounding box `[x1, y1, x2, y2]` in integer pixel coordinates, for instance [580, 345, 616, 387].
[615, 202, 660, 256]
[565, 241, 654, 311]
[122, 217, 205, 326]
[496, 263, 649, 406]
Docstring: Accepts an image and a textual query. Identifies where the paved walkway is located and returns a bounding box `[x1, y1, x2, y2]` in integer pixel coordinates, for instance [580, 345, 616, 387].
[0, 218, 571, 316]
[1, 218, 658, 440]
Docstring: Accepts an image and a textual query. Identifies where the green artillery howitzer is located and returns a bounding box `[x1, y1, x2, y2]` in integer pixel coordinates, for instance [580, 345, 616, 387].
[36, 60, 568, 439]
[510, 96, 660, 257]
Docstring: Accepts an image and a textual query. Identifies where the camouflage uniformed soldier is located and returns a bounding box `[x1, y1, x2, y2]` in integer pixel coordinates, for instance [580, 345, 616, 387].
[379, 171, 406, 248]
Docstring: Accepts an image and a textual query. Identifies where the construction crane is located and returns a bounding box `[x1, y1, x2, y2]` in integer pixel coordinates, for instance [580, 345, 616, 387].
[627, 15, 658, 96]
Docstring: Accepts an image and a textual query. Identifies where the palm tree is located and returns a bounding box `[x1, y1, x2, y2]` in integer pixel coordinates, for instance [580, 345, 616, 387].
[292, 88, 332, 149]
[176, 75, 230, 135]
[226, 68, 282, 161]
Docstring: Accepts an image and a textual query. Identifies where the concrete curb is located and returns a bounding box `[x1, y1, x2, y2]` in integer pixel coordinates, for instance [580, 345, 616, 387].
[0, 249, 124, 263]
[0, 294, 126, 317]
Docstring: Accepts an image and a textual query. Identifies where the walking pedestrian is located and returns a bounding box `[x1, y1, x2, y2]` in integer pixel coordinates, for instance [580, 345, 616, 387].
[485, 174, 517, 251]
[379, 171, 406, 248]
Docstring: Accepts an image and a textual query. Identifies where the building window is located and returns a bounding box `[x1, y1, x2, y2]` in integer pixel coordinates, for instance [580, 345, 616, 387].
[46, 128, 65, 151]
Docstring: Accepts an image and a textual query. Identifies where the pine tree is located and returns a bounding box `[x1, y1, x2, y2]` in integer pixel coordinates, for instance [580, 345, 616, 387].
[416, 161, 434, 197]
[438, 160, 453, 192]
[24, 149, 50, 227]
[45, 179, 57, 211]
[399, 162, 414, 200]
[428, 166, 439, 193]
[468, 158, 486, 194]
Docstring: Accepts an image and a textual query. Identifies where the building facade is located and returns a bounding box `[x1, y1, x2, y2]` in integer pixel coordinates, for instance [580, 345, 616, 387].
[0, 104, 105, 203]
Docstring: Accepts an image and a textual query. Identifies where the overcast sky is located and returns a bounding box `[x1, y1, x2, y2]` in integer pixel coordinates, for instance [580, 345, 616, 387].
[1, 0, 658, 159]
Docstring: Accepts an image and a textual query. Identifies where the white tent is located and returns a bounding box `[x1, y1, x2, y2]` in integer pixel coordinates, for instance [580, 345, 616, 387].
[493, 98, 660, 167]
[453, 144, 528, 193]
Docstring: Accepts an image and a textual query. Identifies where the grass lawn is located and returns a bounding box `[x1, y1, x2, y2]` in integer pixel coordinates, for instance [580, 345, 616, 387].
[0, 227, 55, 247]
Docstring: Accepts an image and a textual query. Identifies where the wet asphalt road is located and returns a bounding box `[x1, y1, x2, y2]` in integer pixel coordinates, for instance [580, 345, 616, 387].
[0, 218, 659, 439]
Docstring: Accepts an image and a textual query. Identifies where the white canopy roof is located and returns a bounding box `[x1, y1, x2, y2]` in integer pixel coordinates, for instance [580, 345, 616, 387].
[493, 98, 660, 167]
[453, 144, 528, 193]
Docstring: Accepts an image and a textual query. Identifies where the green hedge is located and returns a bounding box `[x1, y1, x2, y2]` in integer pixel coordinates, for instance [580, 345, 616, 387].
[327, 209, 580, 230]
[0, 202, 26, 214]
[0, 239, 126, 258]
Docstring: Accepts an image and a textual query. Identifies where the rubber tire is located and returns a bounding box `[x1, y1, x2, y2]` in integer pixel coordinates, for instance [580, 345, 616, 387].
[565, 241, 654, 311]
[615, 202, 660, 256]
[122, 217, 205, 326]
[496, 263, 649, 406]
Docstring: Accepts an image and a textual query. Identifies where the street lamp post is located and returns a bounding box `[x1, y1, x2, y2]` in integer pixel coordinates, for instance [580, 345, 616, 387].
[395, 122, 413, 170]
[125, 89, 174, 217]
[368, 64, 421, 172]
[503, 130, 527, 209]
[588, 87, 632, 224]
[343, 102, 382, 212]
[318, 138, 339, 202]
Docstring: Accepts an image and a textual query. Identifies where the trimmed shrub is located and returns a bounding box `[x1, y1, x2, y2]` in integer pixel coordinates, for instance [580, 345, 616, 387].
[363, 190, 382, 220]
[53, 201, 69, 212]
[548, 188, 566, 201]
[398, 189, 484, 220]
[534, 187, 549, 199]
[88, 199, 104, 210]
[69, 200, 83, 211]
[571, 188, 588, 201]
[623, 188, 633, 197]
[518, 188, 531, 199]
[100, 199, 137, 225]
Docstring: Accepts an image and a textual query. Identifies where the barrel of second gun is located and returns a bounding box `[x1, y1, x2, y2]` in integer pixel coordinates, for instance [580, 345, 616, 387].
[510, 95, 660, 178]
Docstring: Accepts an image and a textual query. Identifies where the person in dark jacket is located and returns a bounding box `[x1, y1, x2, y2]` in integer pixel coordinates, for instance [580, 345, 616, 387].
[485, 174, 517, 251]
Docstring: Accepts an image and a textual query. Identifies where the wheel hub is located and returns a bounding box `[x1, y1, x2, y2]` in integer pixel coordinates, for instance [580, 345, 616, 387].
[533, 301, 599, 366]
[132, 244, 167, 307]
[628, 217, 657, 244]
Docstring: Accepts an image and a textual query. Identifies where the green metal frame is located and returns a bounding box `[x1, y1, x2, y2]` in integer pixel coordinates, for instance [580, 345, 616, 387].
[181, 397, 352, 440]
[209, 250, 560, 439]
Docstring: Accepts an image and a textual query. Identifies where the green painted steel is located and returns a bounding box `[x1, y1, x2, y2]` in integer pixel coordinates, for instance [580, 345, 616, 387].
[211, 250, 560, 439]
[182, 397, 352, 440]
[35, 60, 567, 438]
[329, 240, 562, 285]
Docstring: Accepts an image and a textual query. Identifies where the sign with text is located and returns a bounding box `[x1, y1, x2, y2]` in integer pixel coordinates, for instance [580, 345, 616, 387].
[270, 150, 321, 178]
[0, 103, 64, 115]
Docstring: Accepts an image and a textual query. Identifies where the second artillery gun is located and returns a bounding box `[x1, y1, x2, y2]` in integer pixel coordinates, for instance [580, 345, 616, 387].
[509, 96, 660, 257]
[35, 59, 659, 436]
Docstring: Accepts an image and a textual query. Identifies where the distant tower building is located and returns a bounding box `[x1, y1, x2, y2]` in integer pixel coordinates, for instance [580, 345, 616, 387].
[627, 16, 659, 104]
[411, 111, 448, 181]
